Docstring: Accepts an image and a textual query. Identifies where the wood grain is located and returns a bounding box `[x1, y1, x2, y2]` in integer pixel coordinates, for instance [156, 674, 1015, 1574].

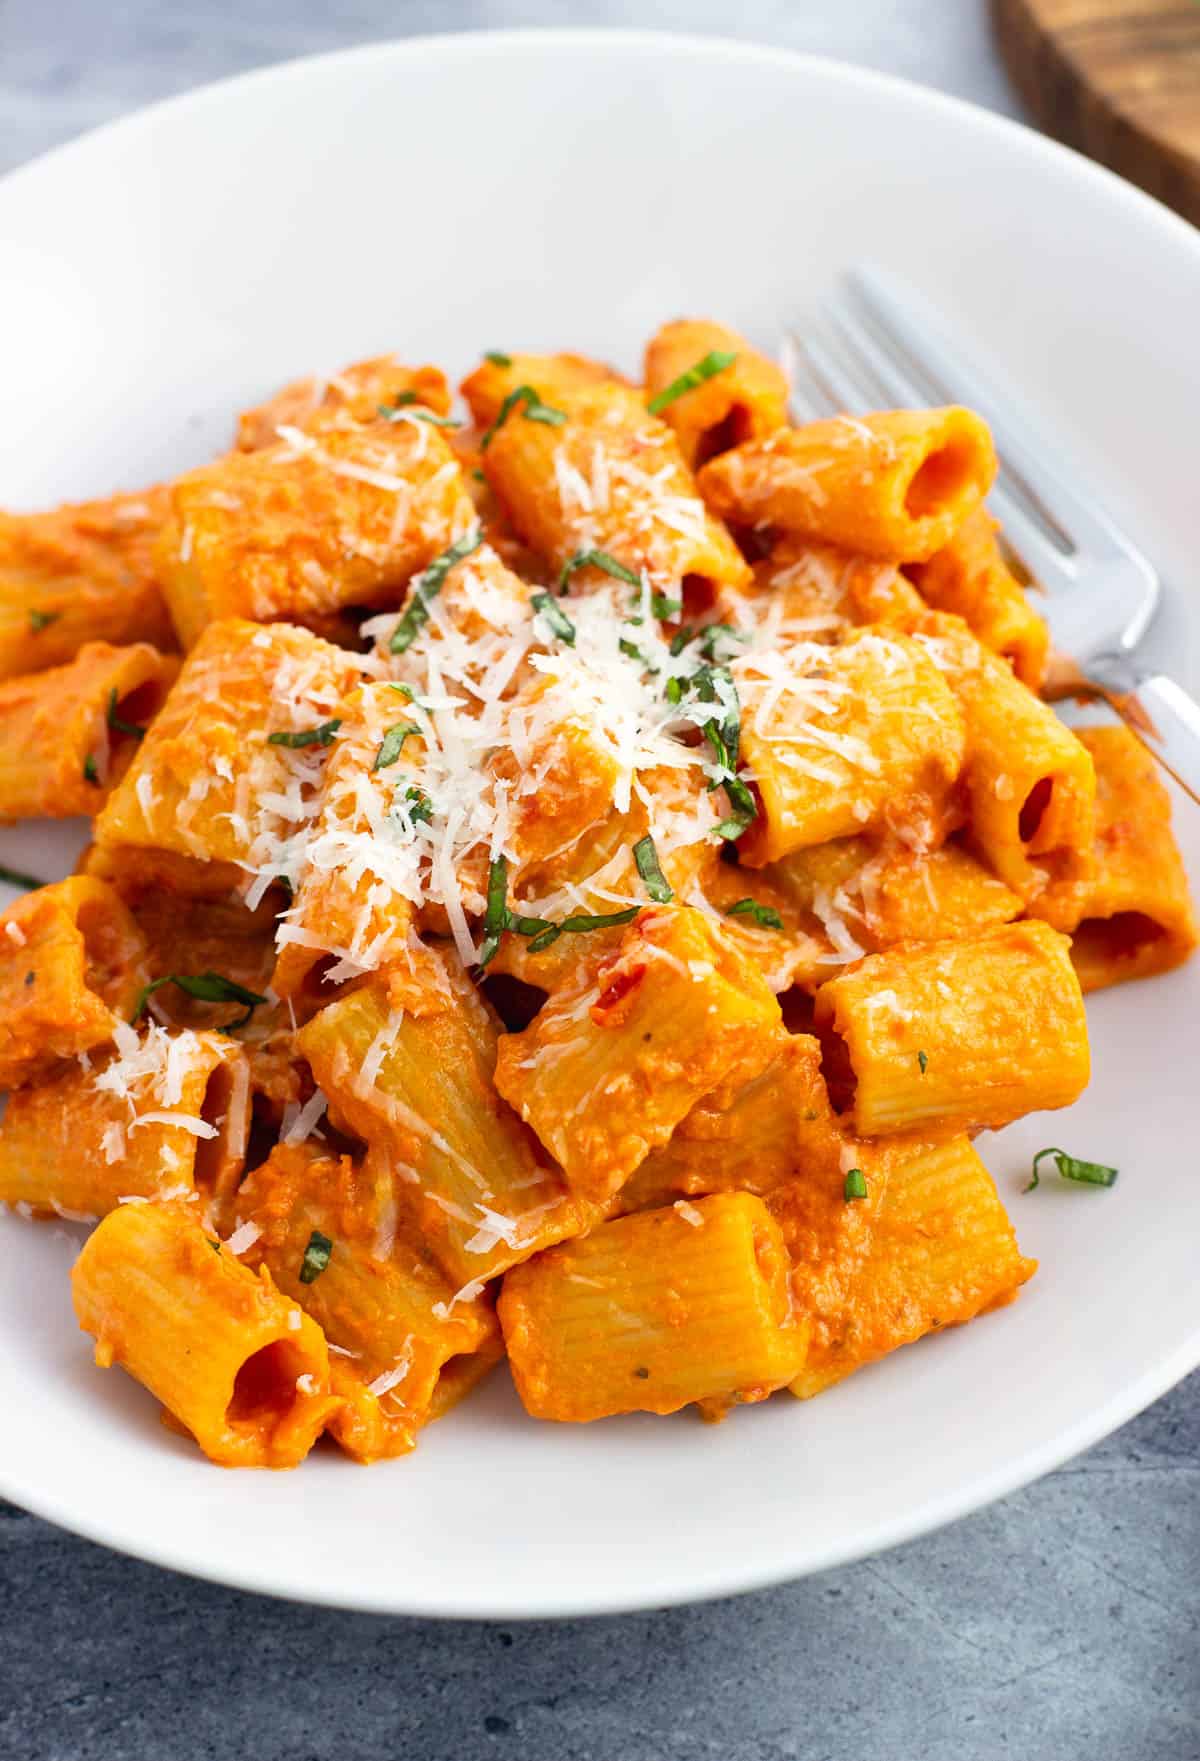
[992, 0, 1200, 225]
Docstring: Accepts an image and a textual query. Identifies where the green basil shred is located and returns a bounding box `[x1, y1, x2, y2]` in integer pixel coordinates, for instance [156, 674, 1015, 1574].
[0, 863, 46, 891]
[373, 721, 421, 772]
[647, 349, 737, 415]
[633, 835, 673, 903]
[106, 686, 147, 742]
[1025, 1147, 1118, 1193]
[479, 385, 566, 451]
[390, 526, 483, 654]
[531, 592, 576, 646]
[476, 855, 511, 969]
[299, 1230, 333, 1284]
[133, 971, 268, 1031]
[558, 549, 639, 594]
[843, 1168, 868, 1202]
[267, 720, 341, 749]
[725, 898, 783, 929]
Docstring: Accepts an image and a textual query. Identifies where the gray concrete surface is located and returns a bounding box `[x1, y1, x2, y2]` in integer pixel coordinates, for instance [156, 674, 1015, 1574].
[1, 4, 1198, 1757]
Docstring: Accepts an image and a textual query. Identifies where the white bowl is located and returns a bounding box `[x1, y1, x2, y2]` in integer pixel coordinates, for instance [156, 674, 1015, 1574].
[2, 30, 1199, 1618]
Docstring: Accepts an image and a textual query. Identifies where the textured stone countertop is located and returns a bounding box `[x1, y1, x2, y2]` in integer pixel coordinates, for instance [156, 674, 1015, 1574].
[1, 4, 1197, 1757]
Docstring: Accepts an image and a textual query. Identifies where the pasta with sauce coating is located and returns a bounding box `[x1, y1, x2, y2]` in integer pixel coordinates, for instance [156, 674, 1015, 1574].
[0, 314, 1188, 1471]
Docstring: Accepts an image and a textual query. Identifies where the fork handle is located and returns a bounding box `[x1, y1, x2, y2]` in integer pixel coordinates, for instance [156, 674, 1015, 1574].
[1103, 669, 1200, 808]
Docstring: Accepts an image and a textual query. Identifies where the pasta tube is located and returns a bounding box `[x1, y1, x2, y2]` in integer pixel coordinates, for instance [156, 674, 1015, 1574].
[72, 1200, 339, 1467]
[295, 965, 593, 1288]
[769, 835, 1022, 955]
[735, 628, 966, 865]
[0, 641, 179, 819]
[236, 355, 452, 451]
[1030, 725, 1198, 991]
[813, 920, 1089, 1136]
[156, 420, 476, 647]
[0, 488, 175, 681]
[721, 535, 927, 639]
[615, 1032, 844, 1211]
[95, 618, 360, 887]
[0, 876, 147, 1088]
[777, 1135, 1036, 1398]
[234, 1143, 500, 1462]
[493, 906, 783, 1200]
[460, 351, 627, 427]
[919, 615, 1096, 903]
[498, 1193, 808, 1421]
[0, 1024, 249, 1219]
[905, 507, 1048, 690]
[697, 407, 997, 562]
[467, 372, 750, 608]
[643, 319, 789, 469]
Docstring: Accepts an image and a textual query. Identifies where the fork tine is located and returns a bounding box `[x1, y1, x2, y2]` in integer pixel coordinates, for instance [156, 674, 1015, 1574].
[789, 320, 1080, 589]
[847, 265, 1155, 577]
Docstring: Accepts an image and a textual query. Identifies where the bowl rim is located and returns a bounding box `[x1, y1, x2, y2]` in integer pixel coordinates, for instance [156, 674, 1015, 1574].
[3, 27, 1199, 1617]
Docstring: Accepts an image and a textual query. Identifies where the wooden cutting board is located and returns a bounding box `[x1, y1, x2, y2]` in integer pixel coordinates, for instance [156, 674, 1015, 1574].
[992, 0, 1200, 226]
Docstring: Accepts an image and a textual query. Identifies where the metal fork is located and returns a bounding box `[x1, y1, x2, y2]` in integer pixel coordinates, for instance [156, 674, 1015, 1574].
[785, 266, 1200, 804]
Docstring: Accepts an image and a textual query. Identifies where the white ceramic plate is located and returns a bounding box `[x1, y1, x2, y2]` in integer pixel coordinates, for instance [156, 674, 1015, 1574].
[2, 30, 1199, 1619]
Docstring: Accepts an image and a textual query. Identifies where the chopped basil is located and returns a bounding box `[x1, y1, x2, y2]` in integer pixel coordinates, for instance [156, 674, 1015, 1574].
[558, 549, 640, 594]
[713, 776, 758, 842]
[477, 855, 510, 969]
[133, 970, 268, 1030]
[509, 913, 557, 938]
[473, 467, 486, 482]
[28, 609, 58, 632]
[0, 863, 46, 891]
[403, 784, 434, 824]
[917, 1050, 928, 1075]
[479, 385, 566, 451]
[389, 525, 483, 654]
[562, 906, 640, 933]
[267, 719, 341, 749]
[373, 721, 421, 772]
[843, 1168, 868, 1202]
[669, 662, 755, 842]
[647, 349, 737, 415]
[378, 389, 460, 426]
[633, 835, 673, 903]
[1025, 1147, 1118, 1193]
[650, 593, 682, 619]
[106, 686, 146, 742]
[526, 905, 641, 955]
[531, 592, 577, 646]
[82, 754, 100, 785]
[725, 898, 783, 929]
[299, 1229, 333, 1284]
[484, 351, 513, 367]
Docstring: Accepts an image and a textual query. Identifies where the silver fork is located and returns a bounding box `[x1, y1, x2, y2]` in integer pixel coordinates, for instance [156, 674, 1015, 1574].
[785, 265, 1200, 804]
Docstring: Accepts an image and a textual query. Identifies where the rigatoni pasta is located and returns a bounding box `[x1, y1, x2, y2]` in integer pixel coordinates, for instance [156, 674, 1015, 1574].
[72, 1199, 339, 1467]
[696, 406, 997, 561]
[0, 314, 1189, 1468]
